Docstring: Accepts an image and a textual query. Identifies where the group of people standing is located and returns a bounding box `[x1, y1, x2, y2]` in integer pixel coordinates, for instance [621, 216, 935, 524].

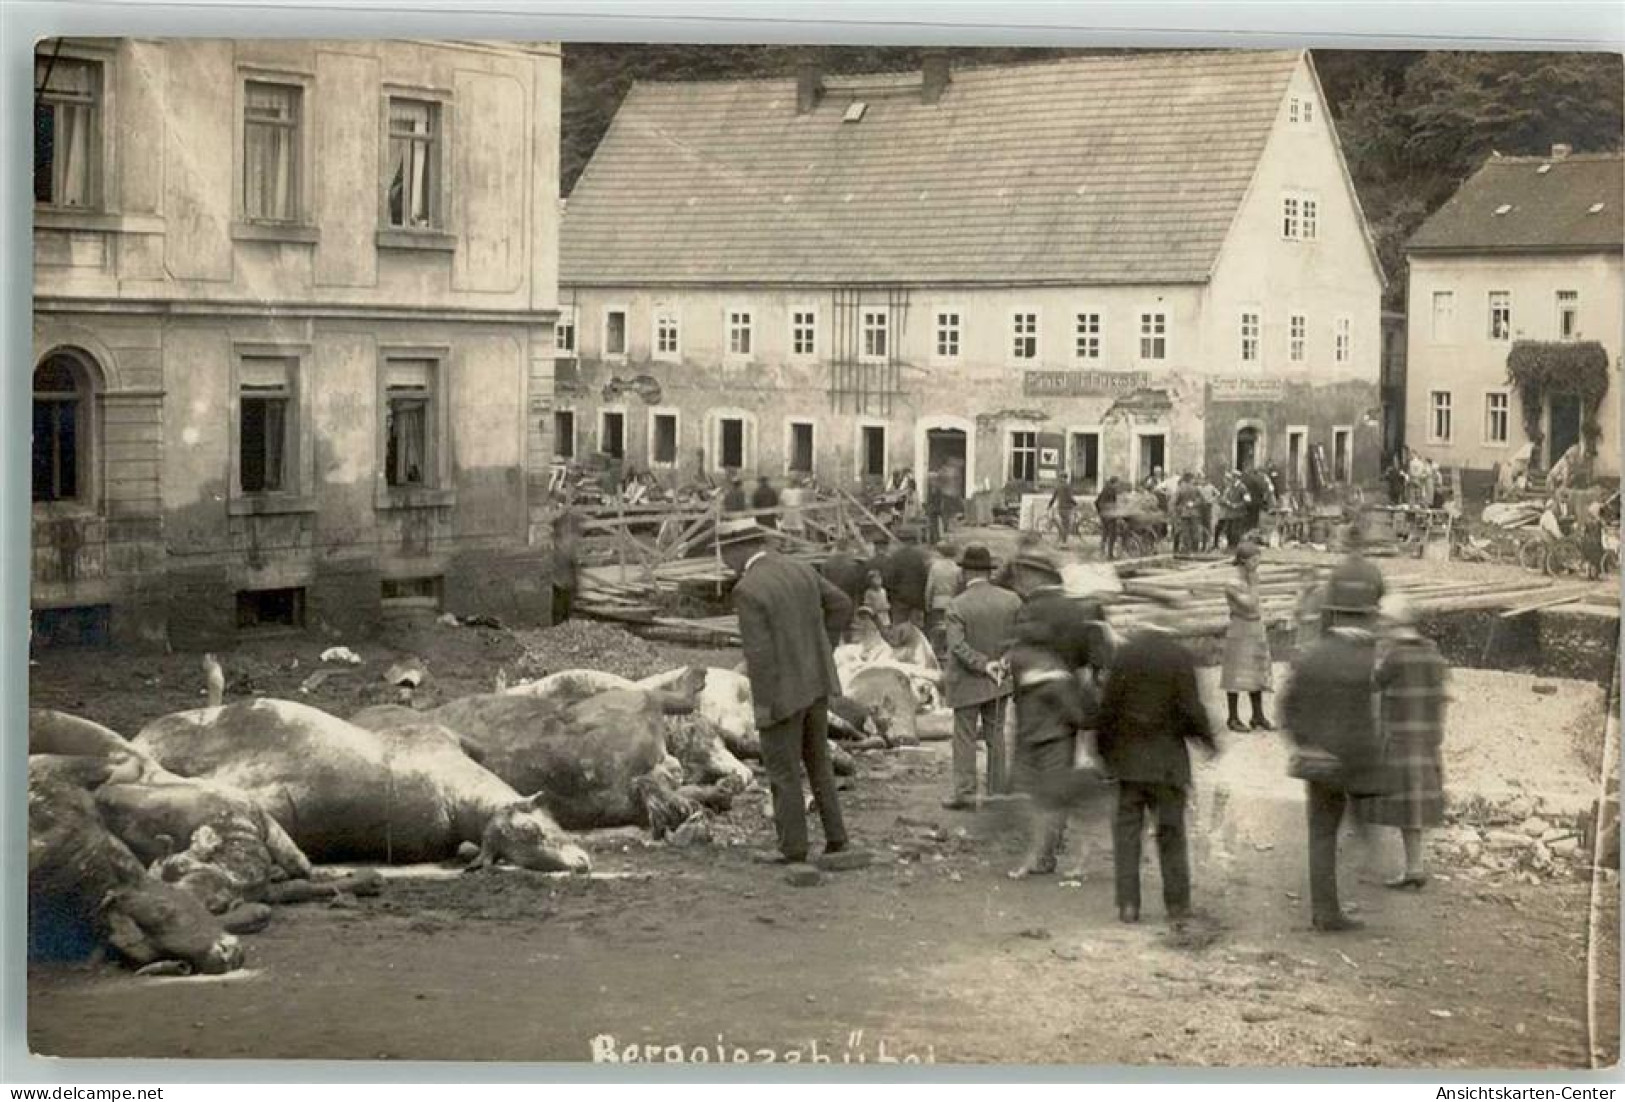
[717, 508, 1450, 935]
[1084, 464, 1285, 561]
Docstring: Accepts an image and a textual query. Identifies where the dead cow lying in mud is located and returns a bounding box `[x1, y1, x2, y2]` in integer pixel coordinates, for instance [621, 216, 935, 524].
[134, 698, 590, 874]
[30, 710, 377, 930]
[434, 668, 751, 837]
[28, 756, 245, 976]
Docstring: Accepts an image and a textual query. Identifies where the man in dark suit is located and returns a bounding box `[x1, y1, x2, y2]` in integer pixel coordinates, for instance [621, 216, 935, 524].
[1095, 602, 1217, 925]
[720, 519, 856, 867]
[942, 544, 1023, 808]
[874, 531, 931, 631]
[1011, 554, 1107, 683]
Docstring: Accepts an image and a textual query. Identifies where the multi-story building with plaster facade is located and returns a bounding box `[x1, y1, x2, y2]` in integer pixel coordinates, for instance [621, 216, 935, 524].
[31, 38, 562, 647]
[556, 50, 1385, 506]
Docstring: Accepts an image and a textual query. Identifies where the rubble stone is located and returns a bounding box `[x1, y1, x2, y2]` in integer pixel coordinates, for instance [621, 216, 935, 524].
[785, 864, 822, 887]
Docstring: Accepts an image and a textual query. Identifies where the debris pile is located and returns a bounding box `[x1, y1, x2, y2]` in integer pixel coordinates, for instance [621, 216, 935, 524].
[510, 621, 677, 682]
[1435, 793, 1590, 882]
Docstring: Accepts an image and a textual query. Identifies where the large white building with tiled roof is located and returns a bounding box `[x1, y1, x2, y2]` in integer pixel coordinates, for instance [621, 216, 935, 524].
[1404, 147, 1623, 486]
[555, 49, 1385, 502]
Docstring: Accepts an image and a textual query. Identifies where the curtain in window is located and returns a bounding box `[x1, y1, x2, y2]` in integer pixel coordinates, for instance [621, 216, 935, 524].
[388, 101, 433, 227]
[387, 396, 427, 485]
[57, 100, 89, 206]
[245, 84, 295, 221]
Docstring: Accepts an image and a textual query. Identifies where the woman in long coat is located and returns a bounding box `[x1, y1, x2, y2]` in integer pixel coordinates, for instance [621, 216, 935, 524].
[1220, 541, 1272, 732]
[1363, 594, 1448, 889]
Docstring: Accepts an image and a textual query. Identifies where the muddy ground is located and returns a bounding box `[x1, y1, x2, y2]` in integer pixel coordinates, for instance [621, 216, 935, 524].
[27, 627, 1621, 1067]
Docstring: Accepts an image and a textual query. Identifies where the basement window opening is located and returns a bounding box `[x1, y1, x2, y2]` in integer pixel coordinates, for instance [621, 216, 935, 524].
[31, 604, 111, 649]
[382, 575, 443, 611]
[236, 587, 305, 631]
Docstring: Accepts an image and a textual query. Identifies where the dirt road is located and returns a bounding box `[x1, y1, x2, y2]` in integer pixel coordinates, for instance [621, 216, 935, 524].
[28, 667, 1618, 1068]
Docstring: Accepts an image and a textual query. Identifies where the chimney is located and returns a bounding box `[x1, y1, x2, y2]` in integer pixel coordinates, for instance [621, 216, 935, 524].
[921, 50, 951, 105]
[1552, 143, 1573, 160]
[796, 61, 823, 115]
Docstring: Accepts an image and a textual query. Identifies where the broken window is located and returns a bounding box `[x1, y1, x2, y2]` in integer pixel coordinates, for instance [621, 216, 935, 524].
[1488, 291, 1512, 341]
[719, 418, 745, 469]
[727, 310, 753, 358]
[553, 410, 575, 460]
[1557, 291, 1579, 341]
[862, 310, 889, 362]
[861, 424, 887, 479]
[1074, 312, 1101, 360]
[604, 309, 628, 357]
[1139, 312, 1166, 361]
[1332, 428, 1351, 482]
[239, 357, 294, 494]
[32, 354, 85, 503]
[555, 307, 576, 355]
[652, 412, 678, 466]
[243, 81, 301, 222]
[237, 587, 304, 630]
[934, 310, 961, 360]
[789, 421, 815, 475]
[34, 54, 99, 208]
[600, 410, 625, 459]
[384, 359, 435, 488]
[1011, 312, 1038, 361]
[1009, 430, 1037, 484]
[1289, 314, 1306, 363]
[1334, 316, 1351, 364]
[386, 97, 439, 229]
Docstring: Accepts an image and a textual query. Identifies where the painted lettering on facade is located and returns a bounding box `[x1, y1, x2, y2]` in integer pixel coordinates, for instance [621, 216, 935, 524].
[1208, 376, 1287, 403]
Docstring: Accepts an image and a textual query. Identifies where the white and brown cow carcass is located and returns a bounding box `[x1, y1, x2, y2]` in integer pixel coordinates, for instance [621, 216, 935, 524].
[424, 669, 752, 838]
[30, 709, 313, 924]
[28, 755, 245, 975]
[134, 698, 590, 874]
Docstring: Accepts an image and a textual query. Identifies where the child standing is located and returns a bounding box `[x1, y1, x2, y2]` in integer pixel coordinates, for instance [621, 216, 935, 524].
[862, 570, 892, 628]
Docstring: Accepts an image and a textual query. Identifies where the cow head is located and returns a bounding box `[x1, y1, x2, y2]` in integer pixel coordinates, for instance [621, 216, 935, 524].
[475, 796, 591, 875]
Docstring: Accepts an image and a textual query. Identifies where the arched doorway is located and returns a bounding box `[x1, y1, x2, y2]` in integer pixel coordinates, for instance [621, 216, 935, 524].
[33, 349, 100, 504]
[1233, 422, 1265, 473]
[914, 415, 976, 504]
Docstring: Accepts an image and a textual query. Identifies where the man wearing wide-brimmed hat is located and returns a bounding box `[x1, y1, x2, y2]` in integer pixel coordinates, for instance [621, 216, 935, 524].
[718, 518, 858, 868]
[1323, 517, 1385, 628]
[941, 544, 1022, 809]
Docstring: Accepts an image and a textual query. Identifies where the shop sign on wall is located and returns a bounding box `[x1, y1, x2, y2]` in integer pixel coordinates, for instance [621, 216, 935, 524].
[1209, 376, 1286, 402]
[1023, 370, 1150, 397]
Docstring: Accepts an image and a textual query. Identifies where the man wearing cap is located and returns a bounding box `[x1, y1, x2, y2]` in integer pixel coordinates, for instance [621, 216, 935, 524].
[942, 544, 1023, 809]
[1013, 552, 1107, 685]
[720, 519, 856, 866]
[1324, 519, 1385, 627]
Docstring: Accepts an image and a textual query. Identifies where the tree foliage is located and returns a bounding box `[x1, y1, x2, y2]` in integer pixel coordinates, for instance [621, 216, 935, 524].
[1505, 340, 1612, 454]
[560, 47, 1624, 308]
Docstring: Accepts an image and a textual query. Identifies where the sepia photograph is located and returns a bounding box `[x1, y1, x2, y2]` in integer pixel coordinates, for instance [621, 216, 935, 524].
[19, 20, 1624, 1072]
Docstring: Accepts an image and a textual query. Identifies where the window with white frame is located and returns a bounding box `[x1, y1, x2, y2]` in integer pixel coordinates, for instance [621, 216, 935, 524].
[553, 410, 575, 460]
[862, 309, 890, 362]
[1282, 192, 1317, 241]
[34, 54, 101, 209]
[603, 309, 628, 358]
[653, 307, 680, 361]
[1009, 431, 1038, 484]
[1488, 291, 1512, 340]
[1289, 313, 1306, 363]
[243, 81, 303, 222]
[1484, 391, 1509, 445]
[32, 353, 91, 503]
[790, 308, 817, 359]
[859, 424, 886, 479]
[1240, 311, 1261, 363]
[385, 97, 441, 230]
[1430, 290, 1455, 343]
[599, 409, 625, 459]
[1429, 390, 1453, 444]
[1557, 291, 1579, 340]
[788, 421, 815, 475]
[1011, 311, 1038, 361]
[239, 357, 297, 494]
[383, 358, 438, 488]
[1139, 312, 1166, 361]
[727, 309, 754, 358]
[1074, 312, 1101, 360]
[554, 306, 576, 356]
[934, 309, 961, 360]
[1334, 316, 1351, 364]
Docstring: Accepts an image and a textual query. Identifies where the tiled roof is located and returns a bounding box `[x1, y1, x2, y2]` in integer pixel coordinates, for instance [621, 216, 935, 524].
[561, 50, 1304, 286]
[1407, 152, 1624, 253]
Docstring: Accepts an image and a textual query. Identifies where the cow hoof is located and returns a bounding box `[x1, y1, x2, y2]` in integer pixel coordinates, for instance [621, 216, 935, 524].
[220, 903, 273, 934]
[784, 864, 822, 887]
